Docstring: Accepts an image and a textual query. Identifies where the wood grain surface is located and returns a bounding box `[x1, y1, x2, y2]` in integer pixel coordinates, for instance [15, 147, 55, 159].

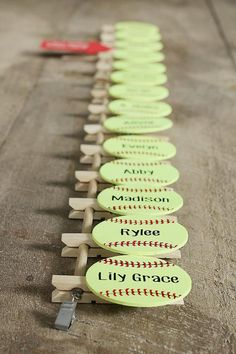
[0, 0, 235, 353]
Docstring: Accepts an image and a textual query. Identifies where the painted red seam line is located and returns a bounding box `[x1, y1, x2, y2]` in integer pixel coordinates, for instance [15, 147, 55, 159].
[116, 151, 166, 157]
[109, 218, 176, 225]
[104, 241, 178, 249]
[99, 259, 174, 268]
[100, 288, 181, 299]
[117, 138, 165, 142]
[113, 162, 164, 166]
[111, 178, 169, 183]
[112, 205, 174, 211]
[114, 187, 168, 192]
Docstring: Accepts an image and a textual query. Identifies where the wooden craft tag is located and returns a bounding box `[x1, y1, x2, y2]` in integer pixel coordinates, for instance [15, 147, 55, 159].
[92, 215, 188, 256]
[103, 135, 176, 160]
[108, 84, 169, 101]
[110, 71, 167, 85]
[108, 100, 172, 117]
[99, 159, 179, 186]
[97, 185, 183, 216]
[103, 116, 172, 134]
[86, 255, 191, 306]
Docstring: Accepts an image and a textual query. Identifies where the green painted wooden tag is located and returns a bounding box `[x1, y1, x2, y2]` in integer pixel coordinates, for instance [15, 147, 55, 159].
[112, 61, 166, 72]
[99, 159, 179, 186]
[114, 41, 163, 52]
[108, 100, 172, 118]
[115, 21, 159, 33]
[115, 40, 162, 50]
[97, 185, 183, 215]
[92, 215, 188, 256]
[114, 22, 159, 39]
[108, 84, 169, 101]
[86, 255, 191, 306]
[103, 116, 172, 134]
[113, 47, 163, 61]
[110, 71, 167, 85]
[113, 51, 165, 62]
[103, 135, 176, 160]
[115, 31, 161, 41]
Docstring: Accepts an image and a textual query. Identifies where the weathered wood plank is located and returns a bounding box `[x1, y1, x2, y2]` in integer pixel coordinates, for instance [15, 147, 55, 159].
[206, 0, 236, 69]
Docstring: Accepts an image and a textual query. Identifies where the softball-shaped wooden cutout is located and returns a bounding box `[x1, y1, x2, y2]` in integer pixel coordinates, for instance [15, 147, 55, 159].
[110, 71, 167, 85]
[99, 159, 179, 186]
[103, 135, 176, 160]
[112, 61, 165, 71]
[108, 84, 169, 102]
[114, 32, 162, 43]
[112, 52, 165, 63]
[92, 215, 188, 256]
[115, 40, 163, 51]
[108, 100, 171, 117]
[97, 185, 183, 215]
[86, 255, 192, 307]
[115, 21, 159, 33]
[103, 117, 172, 134]
[114, 41, 163, 52]
[115, 29, 160, 41]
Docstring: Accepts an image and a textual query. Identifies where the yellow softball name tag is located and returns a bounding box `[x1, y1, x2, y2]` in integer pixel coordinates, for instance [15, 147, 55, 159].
[110, 71, 167, 85]
[112, 61, 166, 72]
[97, 185, 183, 215]
[115, 41, 163, 52]
[113, 52, 165, 63]
[115, 31, 162, 42]
[115, 21, 159, 33]
[99, 159, 179, 186]
[108, 100, 172, 117]
[108, 84, 169, 101]
[92, 215, 188, 256]
[103, 117, 172, 134]
[103, 135, 176, 160]
[86, 255, 192, 307]
[115, 40, 163, 51]
[113, 45, 164, 60]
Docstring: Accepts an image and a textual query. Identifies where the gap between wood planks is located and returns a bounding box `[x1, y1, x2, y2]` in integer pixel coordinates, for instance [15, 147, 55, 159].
[0, 61, 44, 152]
[205, 0, 236, 71]
[0, 0, 81, 153]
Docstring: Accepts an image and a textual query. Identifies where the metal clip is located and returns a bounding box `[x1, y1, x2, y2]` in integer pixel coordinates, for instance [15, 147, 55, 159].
[54, 288, 84, 331]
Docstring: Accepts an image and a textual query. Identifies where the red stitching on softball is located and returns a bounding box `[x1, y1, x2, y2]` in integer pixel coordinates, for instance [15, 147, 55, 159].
[109, 218, 176, 225]
[116, 151, 166, 157]
[112, 205, 174, 211]
[99, 259, 174, 268]
[100, 288, 181, 299]
[116, 137, 166, 143]
[114, 126, 163, 132]
[111, 177, 169, 183]
[114, 186, 168, 192]
[113, 161, 165, 166]
[104, 241, 178, 249]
